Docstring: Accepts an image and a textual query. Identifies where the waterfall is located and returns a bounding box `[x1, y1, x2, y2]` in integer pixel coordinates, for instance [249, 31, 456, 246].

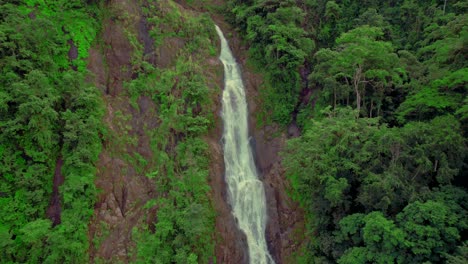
[215, 25, 275, 264]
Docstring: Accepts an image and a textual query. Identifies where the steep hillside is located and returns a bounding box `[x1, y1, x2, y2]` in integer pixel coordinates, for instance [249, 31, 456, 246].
[1, 0, 303, 262]
[2, 0, 465, 263]
[87, 0, 223, 262]
[89, 1, 301, 263]
[86, 1, 305, 262]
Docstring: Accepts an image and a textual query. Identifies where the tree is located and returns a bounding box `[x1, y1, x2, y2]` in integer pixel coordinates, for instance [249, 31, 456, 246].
[282, 107, 467, 262]
[418, 13, 467, 77]
[311, 26, 405, 116]
[283, 108, 381, 233]
[397, 199, 466, 262]
[229, 0, 314, 124]
[337, 212, 408, 264]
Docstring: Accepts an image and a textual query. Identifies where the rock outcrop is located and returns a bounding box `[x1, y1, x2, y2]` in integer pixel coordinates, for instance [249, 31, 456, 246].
[86, 1, 304, 263]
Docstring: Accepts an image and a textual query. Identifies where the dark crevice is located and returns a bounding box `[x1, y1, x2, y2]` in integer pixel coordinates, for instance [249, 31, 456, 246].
[46, 157, 64, 227]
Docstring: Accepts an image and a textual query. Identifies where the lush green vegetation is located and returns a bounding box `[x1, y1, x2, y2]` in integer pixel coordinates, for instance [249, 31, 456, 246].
[222, 0, 468, 262]
[0, 1, 103, 263]
[283, 108, 467, 262]
[227, 0, 314, 124]
[226, 0, 467, 126]
[1, 0, 219, 262]
[128, 1, 218, 262]
[2, 0, 466, 262]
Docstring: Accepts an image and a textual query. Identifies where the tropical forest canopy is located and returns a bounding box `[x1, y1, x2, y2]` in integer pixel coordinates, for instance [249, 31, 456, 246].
[1, 0, 217, 263]
[0, 0, 466, 263]
[226, 0, 467, 262]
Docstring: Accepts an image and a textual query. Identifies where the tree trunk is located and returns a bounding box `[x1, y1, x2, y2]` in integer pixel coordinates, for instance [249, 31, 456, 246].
[344, 76, 351, 106]
[443, 0, 448, 14]
[353, 66, 362, 114]
[333, 86, 337, 110]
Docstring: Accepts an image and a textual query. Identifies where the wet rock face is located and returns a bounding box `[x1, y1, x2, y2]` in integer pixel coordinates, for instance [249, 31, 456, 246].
[207, 43, 249, 263]
[68, 40, 78, 61]
[247, 87, 305, 264]
[207, 135, 249, 264]
[137, 17, 155, 65]
[102, 19, 134, 96]
[215, 22, 306, 263]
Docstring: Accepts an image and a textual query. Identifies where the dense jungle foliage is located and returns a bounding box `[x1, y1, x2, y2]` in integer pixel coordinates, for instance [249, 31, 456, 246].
[1, 0, 467, 263]
[0, 0, 103, 262]
[1, 0, 219, 263]
[226, 0, 467, 263]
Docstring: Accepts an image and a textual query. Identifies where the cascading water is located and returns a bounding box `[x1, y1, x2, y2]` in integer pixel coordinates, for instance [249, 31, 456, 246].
[215, 25, 275, 264]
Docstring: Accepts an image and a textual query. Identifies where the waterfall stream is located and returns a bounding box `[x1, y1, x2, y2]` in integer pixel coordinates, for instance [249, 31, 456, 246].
[215, 25, 275, 264]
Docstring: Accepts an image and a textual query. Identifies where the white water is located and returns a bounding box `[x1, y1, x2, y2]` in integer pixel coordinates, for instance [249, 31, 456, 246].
[215, 25, 275, 264]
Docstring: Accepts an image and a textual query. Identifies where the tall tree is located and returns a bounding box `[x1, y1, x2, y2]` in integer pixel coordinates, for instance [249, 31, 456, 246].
[310, 26, 405, 116]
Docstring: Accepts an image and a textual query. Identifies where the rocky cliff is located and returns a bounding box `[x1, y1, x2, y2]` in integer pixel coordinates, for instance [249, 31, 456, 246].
[86, 0, 304, 262]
